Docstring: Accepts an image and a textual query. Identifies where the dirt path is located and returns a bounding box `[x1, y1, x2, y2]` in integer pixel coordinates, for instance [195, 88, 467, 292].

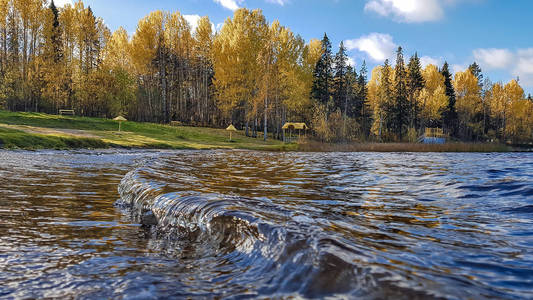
[0, 124, 100, 139]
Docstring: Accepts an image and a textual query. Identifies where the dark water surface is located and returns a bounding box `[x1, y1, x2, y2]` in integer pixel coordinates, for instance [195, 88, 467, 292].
[1, 150, 532, 299]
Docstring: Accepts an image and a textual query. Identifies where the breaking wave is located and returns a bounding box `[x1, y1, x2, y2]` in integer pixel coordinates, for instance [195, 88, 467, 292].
[116, 151, 533, 299]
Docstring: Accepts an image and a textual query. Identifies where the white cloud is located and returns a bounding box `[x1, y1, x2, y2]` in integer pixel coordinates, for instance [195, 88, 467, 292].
[213, 0, 289, 11]
[184, 15, 216, 33]
[514, 49, 533, 87]
[452, 64, 467, 74]
[473, 48, 514, 70]
[345, 33, 397, 62]
[53, 0, 72, 7]
[266, 0, 289, 5]
[214, 0, 243, 11]
[347, 57, 356, 67]
[364, 0, 444, 23]
[420, 55, 442, 68]
[469, 48, 533, 88]
[184, 15, 202, 33]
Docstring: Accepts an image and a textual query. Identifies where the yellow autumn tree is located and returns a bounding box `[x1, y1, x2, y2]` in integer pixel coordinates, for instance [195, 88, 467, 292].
[102, 27, 136, 116]
[487, 82, 507, 139]
[503, 80, 527, 142]
[192, 16, 215, 126]
[417, 64, 448, 127]
[454, 69, 483, 140]
[213, 8, 268, 132]
[368, 63, 393, 139]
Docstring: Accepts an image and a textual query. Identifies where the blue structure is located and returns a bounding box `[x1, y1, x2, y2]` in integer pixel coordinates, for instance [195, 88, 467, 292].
[419, 128, 447, 144]
[422, 137, 446, 144]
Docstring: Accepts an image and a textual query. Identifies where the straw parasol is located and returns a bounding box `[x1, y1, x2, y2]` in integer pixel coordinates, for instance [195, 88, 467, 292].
[226, 124, 237, 141]
[113, 116, 127, 132]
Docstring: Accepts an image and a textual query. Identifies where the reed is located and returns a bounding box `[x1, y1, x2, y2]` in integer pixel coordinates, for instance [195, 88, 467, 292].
[298, 140, 512, 152]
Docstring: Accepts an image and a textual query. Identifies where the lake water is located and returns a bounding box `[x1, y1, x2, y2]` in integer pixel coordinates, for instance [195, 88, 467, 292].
[0, 150, 532, 299]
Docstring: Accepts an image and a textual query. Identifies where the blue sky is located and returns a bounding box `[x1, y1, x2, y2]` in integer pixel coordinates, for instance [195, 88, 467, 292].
[57, 0, 533, 95]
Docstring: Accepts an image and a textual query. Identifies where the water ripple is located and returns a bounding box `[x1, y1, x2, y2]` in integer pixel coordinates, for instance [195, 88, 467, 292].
[1, 150, 532, 299]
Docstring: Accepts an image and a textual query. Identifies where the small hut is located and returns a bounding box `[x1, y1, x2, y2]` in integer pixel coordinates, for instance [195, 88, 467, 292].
[282, 122, 308, 143]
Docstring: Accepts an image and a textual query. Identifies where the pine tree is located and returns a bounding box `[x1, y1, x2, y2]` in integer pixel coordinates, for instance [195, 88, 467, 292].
[357, 61, 371, 138]
[49, 0, 62, 63]
[407, 52, 424, 129]
[40, 0, 69, 111]
[333, 41, 348, 112]
[311, 33, 333, 106]
[468, 61, 488, 134]
[393, 46, 408, 140]
[468, 62, 483, 89]
[377, 59, 393, 140]
[441, 62, 457, 135]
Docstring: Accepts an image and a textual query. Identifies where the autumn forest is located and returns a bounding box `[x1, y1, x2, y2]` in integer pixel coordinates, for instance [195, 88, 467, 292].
[1, 0, 532, 143]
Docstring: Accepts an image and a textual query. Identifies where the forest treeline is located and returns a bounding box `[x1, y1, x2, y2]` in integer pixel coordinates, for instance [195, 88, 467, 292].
[1, 0, 532, 143]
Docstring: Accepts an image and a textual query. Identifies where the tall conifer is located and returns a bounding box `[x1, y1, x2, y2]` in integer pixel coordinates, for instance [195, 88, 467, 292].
[441, 62, 457, 135]
[312, 33, 333, 106]
[333, 41, 348, 112]
[407, 52, 424, 128]
[393, 46, 408, 140]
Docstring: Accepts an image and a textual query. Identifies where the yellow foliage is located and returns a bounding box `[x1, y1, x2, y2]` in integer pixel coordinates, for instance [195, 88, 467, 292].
[368, 64, 393, 138]
[131, 11, 164, 74]
[455, 70, 482, 118]
[104, 27, 132, 71]
[417, 64, 447, 124]
[213, 9, 268, 117]
[193, 16, 214, 61]
[165, 11, 192, 58]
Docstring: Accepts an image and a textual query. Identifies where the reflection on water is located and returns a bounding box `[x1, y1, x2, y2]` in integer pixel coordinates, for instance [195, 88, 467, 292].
[1, 150, 532, 299]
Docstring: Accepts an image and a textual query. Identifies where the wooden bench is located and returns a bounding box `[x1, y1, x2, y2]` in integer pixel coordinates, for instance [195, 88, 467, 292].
[59, 109, 75, 116]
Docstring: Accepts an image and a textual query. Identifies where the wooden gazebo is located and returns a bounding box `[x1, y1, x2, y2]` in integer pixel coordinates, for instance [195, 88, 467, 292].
[282, 122, 308, 143]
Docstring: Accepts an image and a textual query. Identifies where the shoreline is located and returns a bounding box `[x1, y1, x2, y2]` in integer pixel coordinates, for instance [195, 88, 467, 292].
[2, 133, 528, 153]
[0, 111, 294, 152]
[298, 140, 531, 153]
[0, 111, 530, 152]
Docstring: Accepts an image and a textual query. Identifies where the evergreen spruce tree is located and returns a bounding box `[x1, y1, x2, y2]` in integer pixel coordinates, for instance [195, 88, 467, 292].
[406, 52, 424, 129]
[468, 62, 483, 89]
[441, 62, 457, 135]
[393, 46, 408, 140]
[379, 59, 393, 140]
[469, 62, 488, 134]
[312, 33, 333, 106]
[49, 0, 63, 63]
[357, 61, 371, 138]
[333, 41, 348, 112]
[344, 64, 357, 118]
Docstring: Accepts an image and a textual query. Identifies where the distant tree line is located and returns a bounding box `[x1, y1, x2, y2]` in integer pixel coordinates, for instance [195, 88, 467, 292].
[1, 0, 531, 143]
[310, 34, 533, 143]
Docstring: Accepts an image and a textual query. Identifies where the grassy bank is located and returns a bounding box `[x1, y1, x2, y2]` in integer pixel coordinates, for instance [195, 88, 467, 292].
[298, 140, 514, 152]
[0, 111, 522, 152]
[0, 110, 294, 151]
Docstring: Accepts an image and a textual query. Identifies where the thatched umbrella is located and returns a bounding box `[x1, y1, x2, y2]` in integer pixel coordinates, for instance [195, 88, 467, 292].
[226, 124, 237, 141]
[113, 116, 127, 132]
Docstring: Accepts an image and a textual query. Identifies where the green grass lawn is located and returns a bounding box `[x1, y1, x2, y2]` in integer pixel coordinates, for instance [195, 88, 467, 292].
[0, 110, 295, 151]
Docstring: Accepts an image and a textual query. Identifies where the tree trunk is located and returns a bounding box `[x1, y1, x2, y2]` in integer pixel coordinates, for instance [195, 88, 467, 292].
[160, 47, 168, 123]
[245, 115, 249, 137]
[264, 97, 268, 141]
